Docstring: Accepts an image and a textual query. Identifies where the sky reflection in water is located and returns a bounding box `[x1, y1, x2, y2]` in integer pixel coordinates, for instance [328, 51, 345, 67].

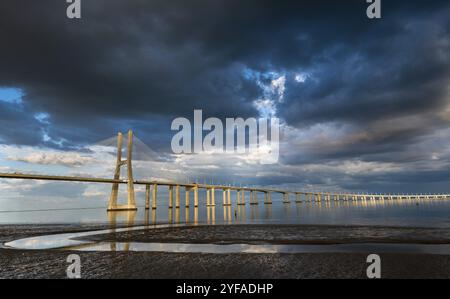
[1, 198, 450, 228]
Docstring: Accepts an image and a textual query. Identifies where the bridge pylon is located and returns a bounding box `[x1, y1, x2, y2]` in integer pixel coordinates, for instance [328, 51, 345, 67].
[107, 130, 137, 211]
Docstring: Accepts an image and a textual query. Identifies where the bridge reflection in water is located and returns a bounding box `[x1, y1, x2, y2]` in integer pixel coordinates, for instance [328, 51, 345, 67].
[105, 204, 272, 251]
[106, 195, 448, 229]
[106, 204, 274, 227]
[101, 196, 448, 251]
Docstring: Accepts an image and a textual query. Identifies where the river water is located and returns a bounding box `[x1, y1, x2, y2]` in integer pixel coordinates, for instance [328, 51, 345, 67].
[1, 196, 450, 228]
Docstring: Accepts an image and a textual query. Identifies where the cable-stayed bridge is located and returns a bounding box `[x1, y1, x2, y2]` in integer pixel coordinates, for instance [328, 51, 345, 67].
[0, 130, 449, 211]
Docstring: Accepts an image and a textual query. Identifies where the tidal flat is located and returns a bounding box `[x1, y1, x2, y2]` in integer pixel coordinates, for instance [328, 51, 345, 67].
[1, 224, 450, 279]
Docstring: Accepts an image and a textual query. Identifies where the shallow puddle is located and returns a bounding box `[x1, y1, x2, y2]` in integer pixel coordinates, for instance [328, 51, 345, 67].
[4, 223, 450, 255]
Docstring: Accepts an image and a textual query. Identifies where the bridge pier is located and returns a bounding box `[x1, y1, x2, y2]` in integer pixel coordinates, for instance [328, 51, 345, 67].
[145, 184, 150, 209]
[175, 185, 180, 208]
[211, 188, 216, 206]
[152, 183, 158, 209]
[107, 130, 137, 211]
[194, 186, 199, 207]
[248, 190, 254, 205]
[238, 190, 246, 205]
[168, 186, 173, 208]
[222, 188, 232, 206]
[185, 187, 190, 207]
[283, 192, 290, 203]
[315, 193, 321, 202]
[264, 192, 272, 204]
[251, 191, 259, 205]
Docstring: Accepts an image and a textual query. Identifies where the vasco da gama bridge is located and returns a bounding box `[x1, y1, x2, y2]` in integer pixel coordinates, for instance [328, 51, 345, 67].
[0, 130, 449, 211]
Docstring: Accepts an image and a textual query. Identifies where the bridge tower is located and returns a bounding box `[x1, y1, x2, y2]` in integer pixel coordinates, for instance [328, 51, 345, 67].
[107, 130, 137, 211]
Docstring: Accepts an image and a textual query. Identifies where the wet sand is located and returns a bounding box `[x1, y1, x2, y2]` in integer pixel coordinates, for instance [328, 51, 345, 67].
[1, 224, 450, 278]
[80, 224, 450, 244]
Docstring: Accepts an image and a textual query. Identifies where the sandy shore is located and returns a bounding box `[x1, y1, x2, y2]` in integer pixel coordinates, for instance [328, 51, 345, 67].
[1, 224, 450, 279]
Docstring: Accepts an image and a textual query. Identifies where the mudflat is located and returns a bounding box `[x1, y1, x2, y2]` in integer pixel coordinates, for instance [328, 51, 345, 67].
[1, 224, 450, 279]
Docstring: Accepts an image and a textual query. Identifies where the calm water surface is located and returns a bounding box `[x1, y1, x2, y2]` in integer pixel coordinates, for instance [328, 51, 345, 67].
[2, 196, 450, 227]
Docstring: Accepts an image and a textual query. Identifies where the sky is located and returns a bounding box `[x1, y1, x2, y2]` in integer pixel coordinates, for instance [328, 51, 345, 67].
[0, 0, 450, 209]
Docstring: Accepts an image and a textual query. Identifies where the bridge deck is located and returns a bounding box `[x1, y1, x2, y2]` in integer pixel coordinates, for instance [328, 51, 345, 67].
[0, 172, 449, 198]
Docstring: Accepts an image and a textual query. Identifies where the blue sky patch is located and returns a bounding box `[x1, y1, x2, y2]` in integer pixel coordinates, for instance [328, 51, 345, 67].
[0, 87, 23, 104]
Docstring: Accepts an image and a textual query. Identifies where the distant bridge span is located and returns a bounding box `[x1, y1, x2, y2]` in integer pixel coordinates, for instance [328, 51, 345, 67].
[1, 130, 449, 211]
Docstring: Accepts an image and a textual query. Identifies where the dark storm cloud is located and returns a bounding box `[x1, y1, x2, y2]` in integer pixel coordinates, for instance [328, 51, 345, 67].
[0, 0, 263, 120]
[281, 15, 450, 127]
[0, 101, 43, 145]
[276, 2, 450, 164]
[0, 0, 446, 144]
[338, 168, 450, 194]
[1, 0, 450, 191]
